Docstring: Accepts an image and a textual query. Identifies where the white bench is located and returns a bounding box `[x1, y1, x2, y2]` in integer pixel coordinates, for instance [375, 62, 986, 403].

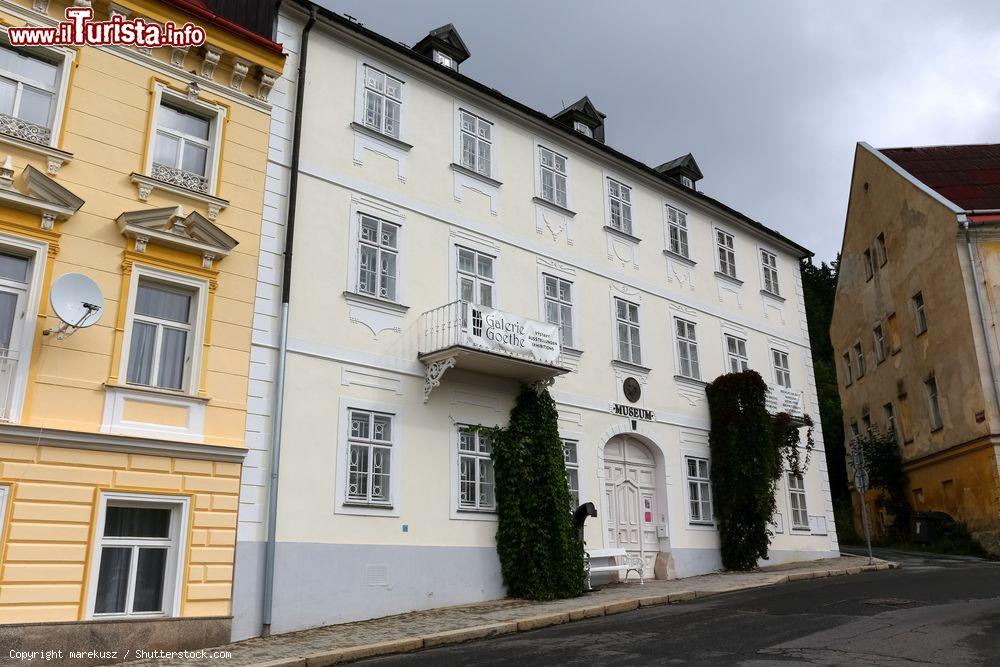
[584, 548, 645, 590]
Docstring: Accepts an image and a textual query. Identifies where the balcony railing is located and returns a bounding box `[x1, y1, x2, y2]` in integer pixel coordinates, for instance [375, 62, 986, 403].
[0, 112, 51, 145]
[0, 349, 19, 422]
[151, 162, 210, 194]
[418, 300, 568, 401]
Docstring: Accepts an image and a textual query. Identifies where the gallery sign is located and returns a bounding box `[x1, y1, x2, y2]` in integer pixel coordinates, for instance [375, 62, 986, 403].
[611, 403, 654, 421]
[467, 306, 561, 364]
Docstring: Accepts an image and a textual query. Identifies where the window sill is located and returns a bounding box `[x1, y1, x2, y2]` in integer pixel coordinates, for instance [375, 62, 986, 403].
[450, 162, 502, 188]
[603, 225, 641, 244]
[663, 249, 696, 267]
[0, 132, 73, 174]
[791, 527, 812, 533]
[104, 382, 210, 403]
[760, 289, 785, 302]
[130, 172, 229, 220]
[561, 346, 583, 361]
[891, 347, 901, 356]
[611, 359, 652, 375]
[350, 121, 413, 151]
[931, 426, 943, 433]
[344, 501, 393, 510]
[343, 291, 410, 314]
[688, 521, 717, 530]
[674, 374, 707, 388]
[532, 196, 577, 218]
[916, 329, 927, 338]
[714, 271, 744, 286]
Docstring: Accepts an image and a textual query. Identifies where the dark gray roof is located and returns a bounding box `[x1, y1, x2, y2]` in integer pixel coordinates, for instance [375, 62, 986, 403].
[290, 1, 812, 259]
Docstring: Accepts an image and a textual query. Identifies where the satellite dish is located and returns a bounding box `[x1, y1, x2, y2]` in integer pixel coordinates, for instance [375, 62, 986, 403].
[46, 273, 104, 338]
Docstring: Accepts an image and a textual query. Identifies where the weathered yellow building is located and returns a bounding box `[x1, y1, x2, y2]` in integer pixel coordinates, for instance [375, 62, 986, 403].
[832, 142, 1000, 554]
[0, 0, 283, 653]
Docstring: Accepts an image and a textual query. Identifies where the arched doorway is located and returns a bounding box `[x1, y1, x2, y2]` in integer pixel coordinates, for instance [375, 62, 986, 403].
[603, 435, 660, 573]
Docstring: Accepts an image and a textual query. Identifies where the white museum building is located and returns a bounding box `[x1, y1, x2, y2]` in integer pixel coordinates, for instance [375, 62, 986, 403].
[232, 4, 840, 639]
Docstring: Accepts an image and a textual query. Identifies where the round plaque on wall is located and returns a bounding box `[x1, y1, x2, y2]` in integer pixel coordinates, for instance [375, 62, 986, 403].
[623, 377, 642, 403]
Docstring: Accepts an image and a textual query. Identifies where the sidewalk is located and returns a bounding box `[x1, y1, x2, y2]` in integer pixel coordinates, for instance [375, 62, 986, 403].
[134, 555, 896, 666]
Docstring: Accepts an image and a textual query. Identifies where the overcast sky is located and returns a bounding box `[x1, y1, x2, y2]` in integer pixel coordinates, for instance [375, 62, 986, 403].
[318, 1, 1000, 262]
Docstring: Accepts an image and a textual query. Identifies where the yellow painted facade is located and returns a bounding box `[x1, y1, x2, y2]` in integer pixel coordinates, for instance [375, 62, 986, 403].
[0, 0, 283, 630]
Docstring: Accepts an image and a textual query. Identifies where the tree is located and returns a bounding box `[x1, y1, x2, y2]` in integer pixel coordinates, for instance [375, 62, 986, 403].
[706, 371, 812, 570]
[491, 386, 585, 600]
[800, 257, 849, 504]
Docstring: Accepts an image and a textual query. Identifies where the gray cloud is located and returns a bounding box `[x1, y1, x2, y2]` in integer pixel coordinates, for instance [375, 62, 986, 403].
[316, 0, 1000, 260]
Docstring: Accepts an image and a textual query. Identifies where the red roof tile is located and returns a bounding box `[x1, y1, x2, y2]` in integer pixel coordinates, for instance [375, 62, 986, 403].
[880, 143, 1000, 212]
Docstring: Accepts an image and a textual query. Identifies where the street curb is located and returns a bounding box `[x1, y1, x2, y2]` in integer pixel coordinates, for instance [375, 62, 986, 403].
[245, 561, 900, 665]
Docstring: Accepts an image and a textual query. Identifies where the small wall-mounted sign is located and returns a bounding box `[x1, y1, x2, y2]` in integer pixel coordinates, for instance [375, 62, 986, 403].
[611, 403, 654, 421]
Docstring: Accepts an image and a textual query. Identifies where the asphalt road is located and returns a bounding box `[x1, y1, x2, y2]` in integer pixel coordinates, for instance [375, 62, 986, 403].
[362, 548, 1000, 665]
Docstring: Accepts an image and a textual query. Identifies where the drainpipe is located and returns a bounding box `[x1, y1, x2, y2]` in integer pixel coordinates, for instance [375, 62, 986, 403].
[261, 2, 316, 638]
[961, 216, 1000, 426]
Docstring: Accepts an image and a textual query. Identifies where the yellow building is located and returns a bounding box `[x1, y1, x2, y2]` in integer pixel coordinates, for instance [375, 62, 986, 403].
[832, 142, 1000, 555]
[0, 0, 283, 652]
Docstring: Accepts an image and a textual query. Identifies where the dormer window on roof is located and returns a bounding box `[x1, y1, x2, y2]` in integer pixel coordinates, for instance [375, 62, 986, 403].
[656, 153, 703, 191]
[412, 24, 470, 72]
[552, 96, 606, 144]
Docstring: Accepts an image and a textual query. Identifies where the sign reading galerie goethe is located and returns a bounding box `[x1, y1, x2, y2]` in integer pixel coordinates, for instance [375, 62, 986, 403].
[468, 307, 561, 363]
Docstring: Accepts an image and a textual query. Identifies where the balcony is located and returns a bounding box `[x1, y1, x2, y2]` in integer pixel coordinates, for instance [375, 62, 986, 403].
[766, 384, 806, 421]
[0, 112, 51, 146]
[151, 162, 210, 194]
[418, 300, 569, 401]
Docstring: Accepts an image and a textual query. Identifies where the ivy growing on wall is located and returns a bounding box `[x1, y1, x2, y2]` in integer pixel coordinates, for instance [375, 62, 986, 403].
[853, 429, 911, 538]
[487, 385, 585, 600]
[706, 370, 814, 571]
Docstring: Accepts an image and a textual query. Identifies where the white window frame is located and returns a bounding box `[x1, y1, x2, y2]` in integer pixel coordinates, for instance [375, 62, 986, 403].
[926, 376, 942, 430]
[665, 205, 689, 258]
[85, 492, 189, 620]
[772, 348, 792, 389]
[143, 83, 226, 197]
[572, 120, 593, 137]
[875, 232, 888, 266]
[456, 424, 496, 514]
[563, 438, 580, 510]
[542, 273, 575, 349]
[455, 106, 495, 179]
[613, 297, 643, 366]
[346, 199, 406, 305]
[356, 61, 405, 140]
[335, 396, 402, 517]
[786, 473, 809, 531]
[0, 485, 8, 536]
[344, 408, 394, 507]
[715, 228, 737, 279]
[456, 246, 496, 308]
[873, 324, 886, 363]
[912, 292, 927, 334]
[0, 234, 45, 423]
[0, 33, 75, 148]
[724, 333, 749, 374]
[883, 402, 897, 441]
[449, 236, 501, 307]
[534, 140, 571, 210]
[675, 317, 701, 380]
[684, 455, 714, 526]
[759, 248, 780, 296]
[353, 213, 401, 303]
[118, 265, 208, 397]
[605, 176, 634, 236]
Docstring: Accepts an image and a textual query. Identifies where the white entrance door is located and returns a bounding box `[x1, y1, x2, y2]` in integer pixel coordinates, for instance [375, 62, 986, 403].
[604, 436, 659, 573]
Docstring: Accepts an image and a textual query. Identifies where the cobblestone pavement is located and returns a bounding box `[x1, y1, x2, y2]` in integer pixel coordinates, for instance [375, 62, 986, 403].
[128, 555, 893, 666]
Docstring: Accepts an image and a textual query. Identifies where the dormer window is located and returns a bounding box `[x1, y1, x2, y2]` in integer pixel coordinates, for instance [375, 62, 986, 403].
[433, 50, 457, 70]
[680, 175, 694, 188]
[572, 121, 592, 138]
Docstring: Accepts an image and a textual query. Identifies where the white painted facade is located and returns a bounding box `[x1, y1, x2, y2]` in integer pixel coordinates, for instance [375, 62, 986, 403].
[232, 5, 839, 639]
